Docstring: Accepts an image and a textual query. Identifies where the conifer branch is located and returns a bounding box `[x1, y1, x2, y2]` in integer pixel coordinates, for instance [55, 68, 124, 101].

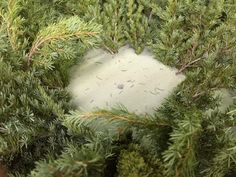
[203, 133, 236, 177]
[79, 111, 169, 127]
[28, 32, 98, 64]
[37, 85, 65, 119]
[63, 108, 170, 135]
[30, 139, 112, 177]
[163, 114, 202, 177]
[27, 17, 102, 66]
[1, 0, 24, 51]
[176, 57, 202, 74]
[1, 1, 236, 176]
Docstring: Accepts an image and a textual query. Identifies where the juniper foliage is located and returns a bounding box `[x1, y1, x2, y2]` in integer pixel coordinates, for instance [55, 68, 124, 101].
[0, 0, 236, 177]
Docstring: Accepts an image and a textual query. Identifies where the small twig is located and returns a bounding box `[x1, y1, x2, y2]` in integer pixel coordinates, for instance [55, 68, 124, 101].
[103, 45, 116, 54]
[176, 57, 202, 74]
[192, 87, 218, 98]
[192, 91, 205, 98]
[148, 12, 153, 22]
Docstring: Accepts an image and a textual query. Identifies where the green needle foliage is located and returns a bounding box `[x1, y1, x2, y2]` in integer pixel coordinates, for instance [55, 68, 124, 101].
[100, 0, 127, 53]
[30, 138, 113, 177]
[63, 107, 170, 140]
[0, 0, 102, 175]
[0, 0, 236, 177]
[28, 16, 102, 68]
[63, 0, 151, 54]
[125, 0, 149, 54]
